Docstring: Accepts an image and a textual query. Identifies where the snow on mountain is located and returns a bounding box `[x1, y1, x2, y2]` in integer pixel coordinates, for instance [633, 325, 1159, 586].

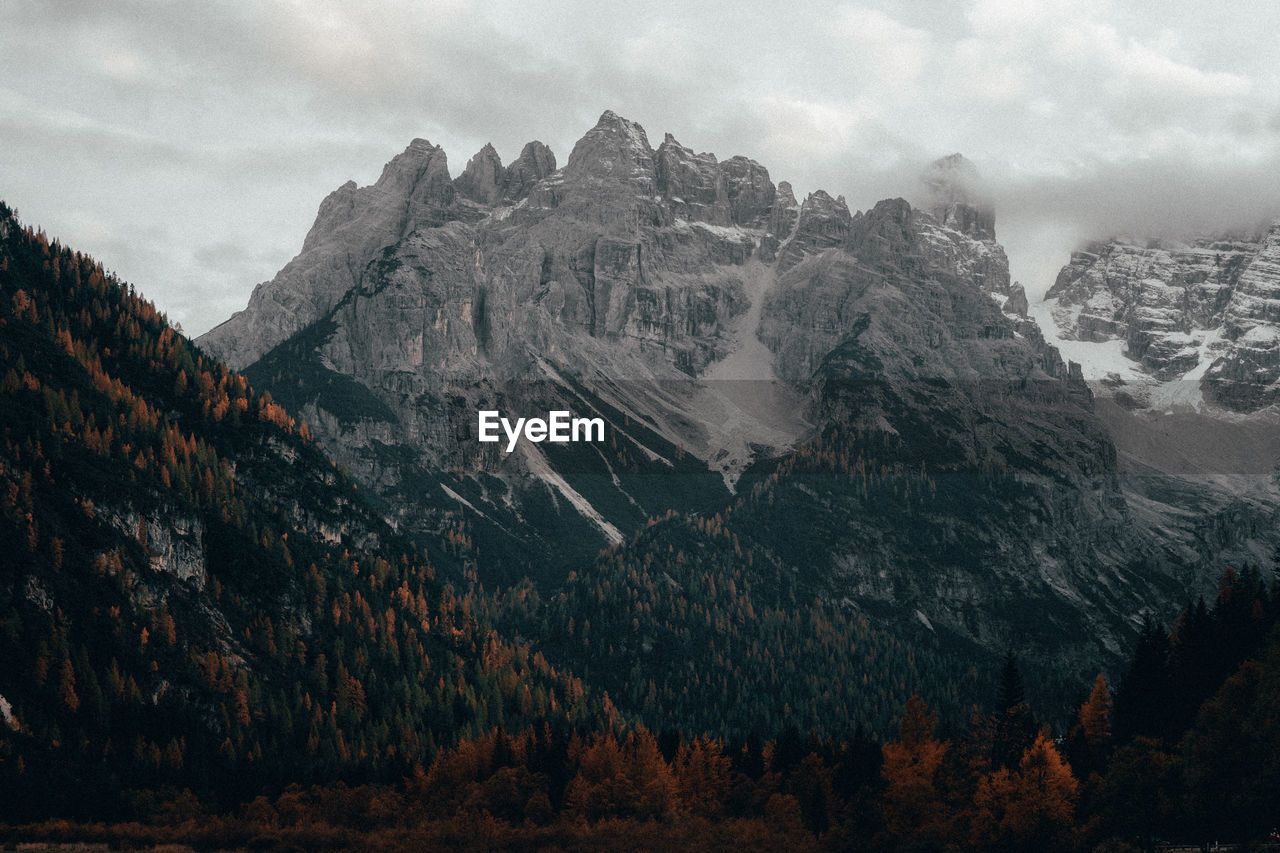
[1031, 224, 1280, 413]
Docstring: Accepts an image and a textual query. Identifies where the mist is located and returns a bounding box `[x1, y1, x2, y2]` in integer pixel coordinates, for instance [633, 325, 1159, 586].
[2, 0, 1277, 334]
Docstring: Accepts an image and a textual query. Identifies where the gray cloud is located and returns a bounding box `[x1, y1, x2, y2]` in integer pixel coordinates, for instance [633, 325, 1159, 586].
[2, 0, 1278, 333]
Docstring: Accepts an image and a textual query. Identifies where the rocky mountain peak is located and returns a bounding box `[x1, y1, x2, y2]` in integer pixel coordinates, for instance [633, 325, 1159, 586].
[921, 153, 995, 240]
[777, 189, 852, 270]
[187, 113, 1278, 710]
[303, 180, 359, 252]
[454, 142, 504, 205]
[775, 180, 798, 209]
[200, 137, 462, 369]
[1038, 218, 1280, 409]
[374, 138, 453, 203]
[654, 134, 730, 225]
[720, 155, 775, 229]
[523, 110, 665, 227]
[759, 180, 801, 261]
[848, 196, 914, 259]
[502, 140, 556, 203]
[564, 110, 657, 187]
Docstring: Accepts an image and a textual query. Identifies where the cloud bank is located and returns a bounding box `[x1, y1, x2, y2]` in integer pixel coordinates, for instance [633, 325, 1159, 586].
[2, 0, 1277, 332]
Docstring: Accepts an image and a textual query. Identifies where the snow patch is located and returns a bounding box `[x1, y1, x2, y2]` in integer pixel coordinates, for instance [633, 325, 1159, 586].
[701, 261, 810, 489]
[521, 443, 624, 545]
[1029, 297, 1145, 381]
[441, 484, 481, 515]
[1243, 324, 1280, 343]
[691, 221, 755, 242]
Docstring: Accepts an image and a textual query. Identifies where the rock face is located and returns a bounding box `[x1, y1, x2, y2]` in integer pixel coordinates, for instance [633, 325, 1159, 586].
[655, 134, 731, 225]
[765, 197, 1049, 383]
[201, 138, 462, 369]
[1033, 227, 1280, 649]
[1042, 224, 1280, 410]
[204, 111, 804, 582]
[198, 112, 1265, 695]
[501, 141, 557, 203]
[1206, 224, 1280, 409]
[454, 143, 505, 205]
[754, 195, 1177, 680]
[776, 190, 851, 271]
[922, 153, 995, 240]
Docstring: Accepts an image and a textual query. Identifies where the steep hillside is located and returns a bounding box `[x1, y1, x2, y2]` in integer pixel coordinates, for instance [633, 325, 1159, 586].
[194, 113, 1271, 717]
[0, 203, 594, 820]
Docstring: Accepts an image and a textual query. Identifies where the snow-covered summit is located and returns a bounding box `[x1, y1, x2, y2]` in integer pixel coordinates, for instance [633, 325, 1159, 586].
[1033, 222, 1280, 413]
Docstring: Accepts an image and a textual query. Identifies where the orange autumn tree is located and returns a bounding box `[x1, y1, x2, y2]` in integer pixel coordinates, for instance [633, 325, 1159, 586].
[1078, 674, 1112, 756]
[968, 729, 1078, 851]
[564, 730, 679, 822]
[879, 693, 953, 846]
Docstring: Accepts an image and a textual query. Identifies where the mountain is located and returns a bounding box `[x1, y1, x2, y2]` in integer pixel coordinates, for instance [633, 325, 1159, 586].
[201, 111, 815, 586]
[1037, 223, 1280, 412]
[0, 203, 593, 820]
[1030, 228, 1280, 597]
[192, 112, 1267, 719]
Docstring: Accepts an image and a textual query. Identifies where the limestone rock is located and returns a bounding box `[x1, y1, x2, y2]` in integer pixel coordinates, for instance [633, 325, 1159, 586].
[1004, 282, 1029, 318]
[776, 190, 851, 271]
[655, 134, 731, 226]
[1205, 223, 1280, 409]
[1044, 229, 1270, 388]
[196, 112, 1261, 686]
[759, 180, 799, 262]
[200, 138, 460, 369]
[454, 143, 505, 205]
[501, 141, 556, 202]
[523, 110, 665, 228]
[921, 153, 995, 240]
[719, 155, 776, 229]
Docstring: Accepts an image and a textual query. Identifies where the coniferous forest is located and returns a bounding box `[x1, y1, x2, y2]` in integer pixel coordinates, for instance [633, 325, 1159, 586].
[3, 200, 1280, 852]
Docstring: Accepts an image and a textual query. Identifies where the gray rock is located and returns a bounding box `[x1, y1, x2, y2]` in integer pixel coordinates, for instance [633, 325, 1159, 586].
[759, 180, 799, 262]
[454, 142, 505, 205]
[501, 141, 556, 203]
[1044, 229, 1273, 387]
[655, 134, 731, 225]
[1004, 282, 1029, 318]
[776, 189, 851, 271]
[198, 112, 1265, 690]
[201, 138, 461, 369]
[921, 153, 995, 240]
[719, 155, 776, 229]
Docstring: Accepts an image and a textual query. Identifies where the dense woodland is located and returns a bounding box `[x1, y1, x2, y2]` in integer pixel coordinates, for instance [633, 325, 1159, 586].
[2, 203, 1280, 849]
[0, 203, 599, 817]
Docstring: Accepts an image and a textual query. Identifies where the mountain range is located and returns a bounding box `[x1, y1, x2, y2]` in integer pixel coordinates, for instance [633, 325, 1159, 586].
[194, 110, 1280, 712]
[4, 109, 1280, 846]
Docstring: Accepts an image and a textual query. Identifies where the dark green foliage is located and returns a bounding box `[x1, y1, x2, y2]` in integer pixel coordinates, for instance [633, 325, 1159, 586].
[1086, 565, 1280, 847]
[245, 319, 399, 426]
[0, 205, 592, 820]
[1113, 565, 1277, 746]
[491, 504, 980, 738]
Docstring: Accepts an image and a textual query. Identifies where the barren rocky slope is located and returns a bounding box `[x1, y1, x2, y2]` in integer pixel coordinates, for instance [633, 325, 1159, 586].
[199, 112, 1278, 696]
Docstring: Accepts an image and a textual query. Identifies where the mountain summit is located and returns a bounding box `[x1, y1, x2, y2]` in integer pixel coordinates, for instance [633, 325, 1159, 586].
[196, 112, 1277, 711]
[921, 152, 995, 240]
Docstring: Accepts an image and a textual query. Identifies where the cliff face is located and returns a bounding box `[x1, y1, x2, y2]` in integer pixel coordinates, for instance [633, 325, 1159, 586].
[1032, 227, 1280, 649]
[754, 195, 1151, 678]
[1042, 223, 1280, 411]
[207, 112, 805, 580]
[198, 115, 1267, 688]
[0, 204, 593, 810]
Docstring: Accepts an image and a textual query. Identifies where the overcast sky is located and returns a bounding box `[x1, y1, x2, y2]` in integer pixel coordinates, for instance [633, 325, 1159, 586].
[3, 0, 1279, 336]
